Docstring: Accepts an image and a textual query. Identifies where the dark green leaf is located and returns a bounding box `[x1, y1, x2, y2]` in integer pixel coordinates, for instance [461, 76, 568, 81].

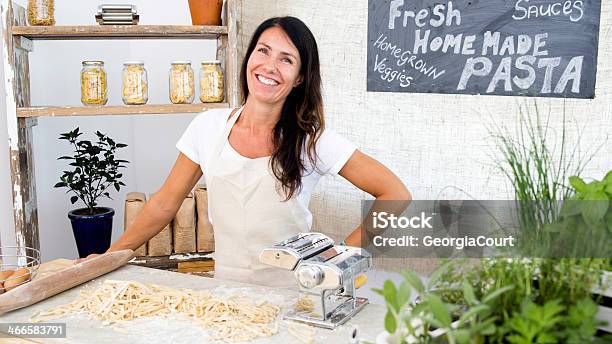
[459, 304, 490, 325]
[54, 182, 67, 188]
[462, 280, 477, 305]
[454, 329, 471, 344]
[70, 196, 78, 204]
[401, 270, 425, 294]
[383, 280, 398, 311]
[560, 201, 583, 217]
[426, 294, 451, 327]
[582, 192, 608, 224]
[473, 318, 497, 335]
[482, 285, 514, 304]
[397, 281, 411, 309]
[410, 301, 428, 316]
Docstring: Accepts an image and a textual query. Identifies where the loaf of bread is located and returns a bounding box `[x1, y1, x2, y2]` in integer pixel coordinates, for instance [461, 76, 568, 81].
[195, 185, 214, 252]
[124, 192, 147, 256]
[147, 193, 173, 256]
[173, 192, 196, 253]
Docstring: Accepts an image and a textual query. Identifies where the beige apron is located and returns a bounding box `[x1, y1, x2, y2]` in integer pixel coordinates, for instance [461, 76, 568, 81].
[207, 107, 310, 287]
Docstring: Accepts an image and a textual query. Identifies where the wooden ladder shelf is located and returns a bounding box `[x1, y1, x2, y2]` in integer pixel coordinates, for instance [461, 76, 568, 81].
[1, 0, 241, 251]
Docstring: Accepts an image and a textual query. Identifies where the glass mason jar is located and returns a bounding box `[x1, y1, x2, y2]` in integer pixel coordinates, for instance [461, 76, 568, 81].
[169, 61, 195, 104]
[80, 61, 108, 106]
[122, 61, 148, 105]
[27, 0, 55, 26]
[200, 60, 224, 103]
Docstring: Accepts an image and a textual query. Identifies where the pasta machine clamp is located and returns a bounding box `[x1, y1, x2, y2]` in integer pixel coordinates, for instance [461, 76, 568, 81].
[259, 233, 372, 329]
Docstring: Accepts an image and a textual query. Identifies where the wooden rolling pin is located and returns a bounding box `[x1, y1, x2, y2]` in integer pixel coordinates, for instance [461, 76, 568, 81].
[0, 249, 134, 315]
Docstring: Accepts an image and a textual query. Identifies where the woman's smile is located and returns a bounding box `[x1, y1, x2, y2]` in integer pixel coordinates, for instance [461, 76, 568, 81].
[255, 74, 280, 86]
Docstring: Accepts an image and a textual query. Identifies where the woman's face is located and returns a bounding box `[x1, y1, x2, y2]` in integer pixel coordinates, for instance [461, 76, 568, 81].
[246, 26, 302, 106]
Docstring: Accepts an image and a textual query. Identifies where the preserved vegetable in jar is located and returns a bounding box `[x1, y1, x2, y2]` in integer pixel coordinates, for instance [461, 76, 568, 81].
[122, 61, 148, 105]
[27, 0, 55, 26]
[169, 61, 195, 104]
[80, 61, 108, 106]
[200, 61, 224, 103]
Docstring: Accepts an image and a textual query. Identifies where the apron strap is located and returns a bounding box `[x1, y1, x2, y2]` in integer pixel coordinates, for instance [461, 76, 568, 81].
[227, 107, 240, 122]
[213, 107, 244, 156]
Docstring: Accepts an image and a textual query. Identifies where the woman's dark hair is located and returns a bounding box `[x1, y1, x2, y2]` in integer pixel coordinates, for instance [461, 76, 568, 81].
[240, 16, 324, 200]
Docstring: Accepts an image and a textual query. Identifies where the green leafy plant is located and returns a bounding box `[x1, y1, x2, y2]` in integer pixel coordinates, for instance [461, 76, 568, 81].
[433, 258, 609, 342]
[54, 128, 129, 215]
[488, 100, 601, 255]
[504, 299, 565, 344]
[544, 171, 612, 258]
[373, 264, 512, 344]
[502, 297, 606, 344]
[561, 298, 606, 344]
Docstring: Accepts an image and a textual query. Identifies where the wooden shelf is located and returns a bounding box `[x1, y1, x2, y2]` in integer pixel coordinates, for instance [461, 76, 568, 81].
[17, 103, 229, 117]
[11, 25, 227, 40]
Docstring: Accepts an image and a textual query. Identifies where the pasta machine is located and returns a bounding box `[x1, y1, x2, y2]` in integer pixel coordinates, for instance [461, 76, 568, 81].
[259, 233, 372, 329]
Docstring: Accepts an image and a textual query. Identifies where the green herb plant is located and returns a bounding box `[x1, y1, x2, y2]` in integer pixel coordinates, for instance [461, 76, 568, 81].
[544, 171, 612, 258]
[372, 264, 512, 344]
[503, 298, 606, 344]
[488, 100, 601, 255]
[504, 299, 565, 344]
[54, 128, 129, 215]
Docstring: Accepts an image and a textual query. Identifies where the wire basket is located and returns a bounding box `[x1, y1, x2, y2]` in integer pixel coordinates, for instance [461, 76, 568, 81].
[0, 246, 41, 293]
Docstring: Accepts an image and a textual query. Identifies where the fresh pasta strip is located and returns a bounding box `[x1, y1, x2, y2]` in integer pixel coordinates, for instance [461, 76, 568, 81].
[30, 280, 280, 342]
[294, 297, 315, 313]
[286, 321, 316, 344]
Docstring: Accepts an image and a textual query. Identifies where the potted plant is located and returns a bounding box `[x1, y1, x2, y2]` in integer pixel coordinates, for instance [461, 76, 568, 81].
[54, 128, 129, 258]
[371, 264, 513, 344]
[371, 258, 610, 344]
[367, 100, 610, 343]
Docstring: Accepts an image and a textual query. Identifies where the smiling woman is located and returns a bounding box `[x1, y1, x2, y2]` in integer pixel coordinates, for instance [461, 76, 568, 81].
[240, 18, 322, 199]
[88, 16, 411, 288]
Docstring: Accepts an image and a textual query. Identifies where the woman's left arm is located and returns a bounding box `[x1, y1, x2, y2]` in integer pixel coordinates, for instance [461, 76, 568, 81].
[338, 150, 412, 247]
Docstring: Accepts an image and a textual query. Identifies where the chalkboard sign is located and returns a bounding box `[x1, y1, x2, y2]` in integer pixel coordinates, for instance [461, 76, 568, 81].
[367, 0, 602, 98]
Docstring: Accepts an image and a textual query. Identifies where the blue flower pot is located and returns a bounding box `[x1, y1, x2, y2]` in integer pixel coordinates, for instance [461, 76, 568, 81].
[68, 207, 114, 258]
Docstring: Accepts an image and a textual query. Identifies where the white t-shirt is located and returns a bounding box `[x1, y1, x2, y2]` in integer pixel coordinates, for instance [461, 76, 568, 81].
[176, 108, 357, 228]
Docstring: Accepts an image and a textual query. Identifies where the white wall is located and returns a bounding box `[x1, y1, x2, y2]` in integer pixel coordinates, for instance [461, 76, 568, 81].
[13, 0, 217, 261]
[240, 1, 612, 271]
